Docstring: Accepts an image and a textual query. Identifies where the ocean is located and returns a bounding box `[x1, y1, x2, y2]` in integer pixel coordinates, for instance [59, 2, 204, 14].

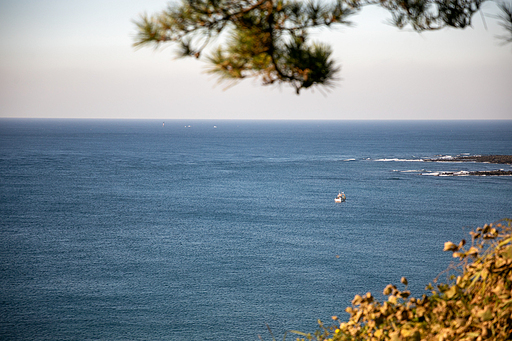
[1, 119, 511, 340]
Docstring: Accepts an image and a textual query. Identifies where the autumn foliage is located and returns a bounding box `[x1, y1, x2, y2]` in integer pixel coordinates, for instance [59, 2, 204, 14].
[292, 219, 512, 341]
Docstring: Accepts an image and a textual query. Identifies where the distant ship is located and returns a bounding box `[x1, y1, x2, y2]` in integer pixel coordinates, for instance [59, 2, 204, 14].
[335, 192, 346, 203]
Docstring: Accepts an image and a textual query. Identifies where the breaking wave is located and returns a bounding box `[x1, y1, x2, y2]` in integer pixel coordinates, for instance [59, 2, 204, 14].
[374, 158, 424, 162]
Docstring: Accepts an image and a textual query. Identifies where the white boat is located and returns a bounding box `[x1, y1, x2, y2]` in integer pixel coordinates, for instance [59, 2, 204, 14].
[335, 191, 346, 203]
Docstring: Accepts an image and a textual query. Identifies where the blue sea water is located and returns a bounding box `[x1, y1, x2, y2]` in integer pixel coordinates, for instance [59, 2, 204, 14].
[0, 119, 511, 340]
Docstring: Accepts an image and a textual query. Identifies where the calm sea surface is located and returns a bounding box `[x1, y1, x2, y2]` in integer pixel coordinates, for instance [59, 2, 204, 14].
[1, 120, 511, 340]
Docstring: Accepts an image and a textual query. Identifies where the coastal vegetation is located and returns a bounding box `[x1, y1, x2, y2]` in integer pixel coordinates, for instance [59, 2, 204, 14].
[133, 0, 512, 94]
[283, 219, 512, 341]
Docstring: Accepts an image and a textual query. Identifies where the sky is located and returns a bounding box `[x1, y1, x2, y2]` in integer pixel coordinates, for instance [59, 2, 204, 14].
[0, 0, 511, 120]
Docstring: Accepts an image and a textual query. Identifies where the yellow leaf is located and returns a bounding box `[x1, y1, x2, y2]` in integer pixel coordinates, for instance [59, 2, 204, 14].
[445, 285, 458, 299]
[495, 258, 507, 269]
[389, 331, 400, 341]
[467, 247, 479, 257]
[383, 284, 394, 296]
[444, 241, 458, 252]
[501, 246, 512, 259]
[401, 328, 415, 337]
[477, 307, 493, 321]
[466, 332, 481, 338]
[352, 295, 362, 305]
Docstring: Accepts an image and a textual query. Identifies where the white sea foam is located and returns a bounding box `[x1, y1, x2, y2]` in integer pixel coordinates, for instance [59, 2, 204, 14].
[396, 169, 425, 173]
[421, 170, 471, 177]
[435, 155, 454, 160]
[421, 172, 440, 176]
[375, 158, 424, 162]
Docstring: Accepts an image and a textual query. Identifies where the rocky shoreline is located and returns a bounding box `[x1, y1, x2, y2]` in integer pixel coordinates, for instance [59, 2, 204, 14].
[425, 155, 512, 164]
[470, 170, 512, 176]
[422, 170, 512, 177]
[421, 155, 512, 176]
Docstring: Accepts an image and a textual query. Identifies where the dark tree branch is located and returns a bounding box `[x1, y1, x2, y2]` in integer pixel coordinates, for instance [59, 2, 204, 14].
[133, 0, 511, 94]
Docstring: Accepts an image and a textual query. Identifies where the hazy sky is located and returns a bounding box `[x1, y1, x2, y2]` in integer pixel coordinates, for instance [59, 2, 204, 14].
[0, 0, 511, 120]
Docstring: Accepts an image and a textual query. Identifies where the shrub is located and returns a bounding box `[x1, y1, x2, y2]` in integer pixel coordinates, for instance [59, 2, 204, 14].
[291, 219, 512, 341]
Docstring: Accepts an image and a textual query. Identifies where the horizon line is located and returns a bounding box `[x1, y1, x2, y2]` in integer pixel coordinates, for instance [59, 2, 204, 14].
[1, 117, 511, 122]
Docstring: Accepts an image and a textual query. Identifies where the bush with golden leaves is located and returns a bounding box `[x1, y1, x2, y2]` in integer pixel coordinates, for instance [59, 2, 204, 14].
[291, 219, 512, 341]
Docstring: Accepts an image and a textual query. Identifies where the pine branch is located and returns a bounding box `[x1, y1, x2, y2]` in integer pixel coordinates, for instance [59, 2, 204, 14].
[133, 0, 509, 94]
[496, 1, 512, 44]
